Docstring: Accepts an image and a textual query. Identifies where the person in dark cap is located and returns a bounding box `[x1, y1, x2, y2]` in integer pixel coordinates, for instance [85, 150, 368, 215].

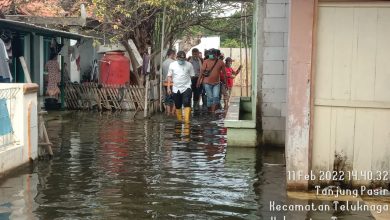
[221, 57, 242, 109]
[197, 48, 227, 113]
[167, 51, 195, 123]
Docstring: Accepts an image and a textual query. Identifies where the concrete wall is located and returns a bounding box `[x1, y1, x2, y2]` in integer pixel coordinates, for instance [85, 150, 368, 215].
[260, 0, 289, 146]
[0, 83, 39, 174]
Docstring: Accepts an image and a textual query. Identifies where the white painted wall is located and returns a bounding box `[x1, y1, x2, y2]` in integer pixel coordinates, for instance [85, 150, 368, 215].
[185, 36, 221, 57]
[261, 0, 289, 145]
[0, 83, 38, 174]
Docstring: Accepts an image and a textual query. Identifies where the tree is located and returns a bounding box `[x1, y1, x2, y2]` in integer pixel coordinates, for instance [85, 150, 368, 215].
[188, 4, 253, 48]
[91, 0, 251, 85]
[92, 0, 244, 53]
[221, 38, 240, 48]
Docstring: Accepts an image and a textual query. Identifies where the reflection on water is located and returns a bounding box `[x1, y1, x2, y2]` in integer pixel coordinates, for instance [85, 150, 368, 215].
[0, 112, 376, 219]
[0, 112, 260, 219]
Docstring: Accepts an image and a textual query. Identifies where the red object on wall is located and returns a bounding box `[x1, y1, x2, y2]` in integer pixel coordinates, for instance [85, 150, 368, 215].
[99, 52, 130, 85]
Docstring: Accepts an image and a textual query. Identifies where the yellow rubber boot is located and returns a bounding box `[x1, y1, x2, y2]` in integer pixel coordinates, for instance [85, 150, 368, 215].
[182, 123, 190, 142]
[184, 107, 191, 123]
[176, 108, 182, 122]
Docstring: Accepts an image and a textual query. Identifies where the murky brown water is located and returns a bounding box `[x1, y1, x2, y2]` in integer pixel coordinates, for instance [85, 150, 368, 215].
[0, 112, 377, 219]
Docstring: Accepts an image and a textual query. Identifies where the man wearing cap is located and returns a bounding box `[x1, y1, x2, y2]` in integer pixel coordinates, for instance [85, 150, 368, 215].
[197, 49, 227, 113]
[221, 57, 242, 109]
[167, 51, 195, 123]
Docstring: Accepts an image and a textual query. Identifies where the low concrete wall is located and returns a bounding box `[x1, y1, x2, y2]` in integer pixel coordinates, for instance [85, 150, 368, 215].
[0, 83, 39, 174]
[225, 96, 257, 147]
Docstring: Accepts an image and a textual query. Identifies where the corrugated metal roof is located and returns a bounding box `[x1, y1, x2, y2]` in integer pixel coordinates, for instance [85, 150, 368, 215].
[0, 18, 93, 39]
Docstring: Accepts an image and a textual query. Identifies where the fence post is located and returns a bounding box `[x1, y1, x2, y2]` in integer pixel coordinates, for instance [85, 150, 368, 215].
[144, 74, 149, 118]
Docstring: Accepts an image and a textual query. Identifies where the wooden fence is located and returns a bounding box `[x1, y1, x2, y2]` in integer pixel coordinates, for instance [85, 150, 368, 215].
[64, 80, 159, 115]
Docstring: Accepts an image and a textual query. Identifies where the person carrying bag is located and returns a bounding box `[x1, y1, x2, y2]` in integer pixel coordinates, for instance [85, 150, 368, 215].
[197, 49, 227, 113]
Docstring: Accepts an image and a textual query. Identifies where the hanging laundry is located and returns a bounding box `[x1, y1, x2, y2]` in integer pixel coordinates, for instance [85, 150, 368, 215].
[142, 53, 150, 75]
[70, 41, 81, 71]
[91, 59, 98, 82]
[5, 40, 12, 61]
[1, 30, 12, 63]
[0, 38, 12, 82]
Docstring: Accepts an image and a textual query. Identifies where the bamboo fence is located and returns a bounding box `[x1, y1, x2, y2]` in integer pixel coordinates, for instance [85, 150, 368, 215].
[64, 80, 159, 115]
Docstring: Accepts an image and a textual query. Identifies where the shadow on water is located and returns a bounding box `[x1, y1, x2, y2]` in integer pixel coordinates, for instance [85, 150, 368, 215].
[0, 111, 377, 219]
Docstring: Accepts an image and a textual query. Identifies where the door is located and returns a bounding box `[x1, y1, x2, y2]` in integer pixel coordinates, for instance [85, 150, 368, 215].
[10, 35, 25, 83]
[312, 2, 390, 185]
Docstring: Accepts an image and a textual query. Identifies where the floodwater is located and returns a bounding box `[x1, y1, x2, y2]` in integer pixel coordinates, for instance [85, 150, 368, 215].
[0, 111, 377, 219]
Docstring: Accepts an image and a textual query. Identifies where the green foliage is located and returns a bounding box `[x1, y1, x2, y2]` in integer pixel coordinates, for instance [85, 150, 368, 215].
[92, 0, 252, 54]
[185, 3, 253, 48]
[221, 39, 240, 48]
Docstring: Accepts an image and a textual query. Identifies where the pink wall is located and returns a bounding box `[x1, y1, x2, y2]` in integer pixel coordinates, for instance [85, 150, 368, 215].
[285, 0, 316, 190]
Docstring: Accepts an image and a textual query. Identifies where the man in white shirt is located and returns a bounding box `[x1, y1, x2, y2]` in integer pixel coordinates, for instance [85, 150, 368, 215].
[167, 51, 195, 123]
[162, 49, 176, 116]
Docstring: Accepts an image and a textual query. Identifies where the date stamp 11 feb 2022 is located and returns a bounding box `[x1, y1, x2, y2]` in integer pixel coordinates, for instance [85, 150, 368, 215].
[267, 170, 390, 219]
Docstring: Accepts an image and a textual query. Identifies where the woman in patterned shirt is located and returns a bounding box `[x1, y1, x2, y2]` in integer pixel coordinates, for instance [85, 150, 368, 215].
[45, 53, 61, 99]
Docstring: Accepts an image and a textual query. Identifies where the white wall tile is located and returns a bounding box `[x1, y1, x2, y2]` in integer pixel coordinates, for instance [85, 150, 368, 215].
[262, 88, 287, 102]
[263, 61, 284, 75]
[262, 75, 287, 89]
[264, 47, 287, 61]
[267, 0, 289, 3]
[264, 18, 288, 32]
[262, 116, 286, 130]
[262, 130, 286, 145]
[284, 32, 289, 47]
[262, 102, 282, 117]
[266, 4, 286, 18]
[281, 102, 287, 116]
[265, 32, 284, 47]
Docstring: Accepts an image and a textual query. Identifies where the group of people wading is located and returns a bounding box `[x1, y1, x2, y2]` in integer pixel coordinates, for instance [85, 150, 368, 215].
[162, 48, 242, 123]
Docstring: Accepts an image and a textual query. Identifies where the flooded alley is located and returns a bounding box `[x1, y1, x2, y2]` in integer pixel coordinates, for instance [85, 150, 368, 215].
[0, 112, 382, 219]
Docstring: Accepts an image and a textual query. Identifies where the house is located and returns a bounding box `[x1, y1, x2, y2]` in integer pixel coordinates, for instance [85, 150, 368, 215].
[0, 18, 97, 98]
[0, 17, 97, 174]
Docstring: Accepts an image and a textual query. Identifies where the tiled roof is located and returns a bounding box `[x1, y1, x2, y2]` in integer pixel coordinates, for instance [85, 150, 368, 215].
[0, 0, 94, 17]
[19, 0, 66, 16]
[0, 0, 13, 12]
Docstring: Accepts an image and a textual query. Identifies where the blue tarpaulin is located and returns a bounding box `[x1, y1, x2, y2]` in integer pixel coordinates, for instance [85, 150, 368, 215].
[0, 99, 13, 136]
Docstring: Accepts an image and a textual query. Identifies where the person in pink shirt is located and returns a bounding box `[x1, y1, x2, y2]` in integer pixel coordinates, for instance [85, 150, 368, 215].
[221, 57, 242, 109]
